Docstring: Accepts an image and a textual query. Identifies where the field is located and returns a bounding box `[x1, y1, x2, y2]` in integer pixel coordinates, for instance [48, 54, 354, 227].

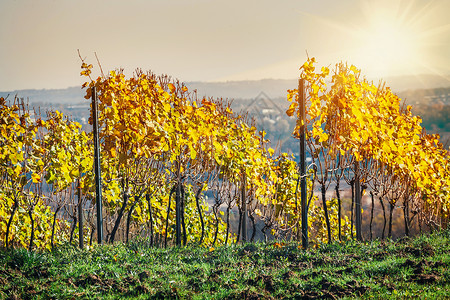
[1, 229, 449, 299]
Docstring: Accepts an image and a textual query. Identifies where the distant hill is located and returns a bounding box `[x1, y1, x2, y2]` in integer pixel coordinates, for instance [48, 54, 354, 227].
[1, 73, 449, 105]
[382, 74, 450, 94]
[0, 86, 85, 105]
[1, 75, 448, 150]
[186, 79, 297, 100]
[186, 74, 450, 100]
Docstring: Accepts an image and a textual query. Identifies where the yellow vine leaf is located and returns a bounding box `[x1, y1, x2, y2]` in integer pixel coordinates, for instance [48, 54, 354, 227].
[31, 173, 41, 183]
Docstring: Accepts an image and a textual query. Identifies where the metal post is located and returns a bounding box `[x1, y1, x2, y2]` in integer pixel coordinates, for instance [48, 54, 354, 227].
[241, 171, 247, 243]
[92, 86, 103, 244]
[299, 78, 308, 249]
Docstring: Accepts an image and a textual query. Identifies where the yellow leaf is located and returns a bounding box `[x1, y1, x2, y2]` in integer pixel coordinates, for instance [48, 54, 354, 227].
[32, 173, 41, 183]
[311, 83, 320, 95]
[14, 164, 22, 176]
[163, 102, 171, 113]
[135, 205, 142, 215]
[71, 168, 80, 178]
[163, 142, 169, 152]
[318, 132, 329, 143]
[213, 141, 223, 153]
[110, 148, 117, 158]
[286, 102, 297, 117]
[350, 65, 359, 73]
[168, 83, 176, 93]
[189, 146, 197, 160]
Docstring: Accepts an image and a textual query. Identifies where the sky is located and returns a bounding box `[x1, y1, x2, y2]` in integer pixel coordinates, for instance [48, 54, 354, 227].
[1, 0, 449, 91]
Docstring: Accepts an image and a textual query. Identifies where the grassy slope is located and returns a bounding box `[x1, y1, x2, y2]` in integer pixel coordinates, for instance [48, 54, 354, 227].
[0, 230, 449, 299]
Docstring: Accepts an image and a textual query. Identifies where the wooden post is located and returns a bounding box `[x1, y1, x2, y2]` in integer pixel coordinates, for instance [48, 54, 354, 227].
[355, 162, 362, 241]
[299, 78, 308, 249]
[78, 178, 84, 249]
[241, 171, 247, 243]
[175, 161, 182, 246]
[92, 86, 103, 244]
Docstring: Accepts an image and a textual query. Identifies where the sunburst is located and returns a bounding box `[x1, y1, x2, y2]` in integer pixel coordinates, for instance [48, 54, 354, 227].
[301, 0, 450, 79]
[352, 0, 432, 77]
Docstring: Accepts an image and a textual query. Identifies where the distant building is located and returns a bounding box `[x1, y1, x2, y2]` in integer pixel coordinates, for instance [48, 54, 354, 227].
[245, 92, 285, 131]
[244, 92, 297, 154]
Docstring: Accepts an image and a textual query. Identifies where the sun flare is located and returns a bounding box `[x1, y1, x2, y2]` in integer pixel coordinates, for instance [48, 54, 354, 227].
[357, 21, 418, 75]
[302, 0, 448, 79]
[351, 1, 429, 78]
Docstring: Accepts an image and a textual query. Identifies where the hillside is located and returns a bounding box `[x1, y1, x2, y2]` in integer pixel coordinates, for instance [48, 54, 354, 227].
[1, 229, 449, 299]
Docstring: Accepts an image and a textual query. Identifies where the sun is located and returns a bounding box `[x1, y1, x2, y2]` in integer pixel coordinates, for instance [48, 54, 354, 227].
[357, 21, 418, 76]
[351, 1, 427, 78]
[301, 0, 448, 79]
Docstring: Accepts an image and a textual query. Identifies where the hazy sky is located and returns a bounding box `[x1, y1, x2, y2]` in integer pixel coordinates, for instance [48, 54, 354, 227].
[1, 0, 449, 91]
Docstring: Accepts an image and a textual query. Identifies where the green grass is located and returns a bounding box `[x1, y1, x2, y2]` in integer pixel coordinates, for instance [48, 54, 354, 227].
[1, 229, 449, 299]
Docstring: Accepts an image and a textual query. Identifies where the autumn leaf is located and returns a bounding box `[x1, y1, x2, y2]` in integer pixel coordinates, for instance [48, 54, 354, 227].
[286, 102, 297, 117]
[32, 173, 41, 183]
[168, 83, 176, 93]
